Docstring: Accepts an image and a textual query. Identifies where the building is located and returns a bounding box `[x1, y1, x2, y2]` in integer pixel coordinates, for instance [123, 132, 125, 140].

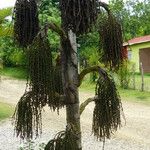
[123, 35, 150, 73]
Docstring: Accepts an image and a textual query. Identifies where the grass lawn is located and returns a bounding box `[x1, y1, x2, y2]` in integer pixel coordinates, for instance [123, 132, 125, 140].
[128, 73, 150, 91]
[0, 102, 14, 121]
[118, 88, 150, 105]
[0, 67, 27, 79]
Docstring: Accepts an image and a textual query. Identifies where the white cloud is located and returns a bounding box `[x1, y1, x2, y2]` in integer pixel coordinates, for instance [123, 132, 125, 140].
[0, 0, 15, 9]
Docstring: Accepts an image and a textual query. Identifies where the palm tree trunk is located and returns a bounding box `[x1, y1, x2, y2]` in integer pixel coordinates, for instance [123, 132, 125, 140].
[61, 30, 82, 149]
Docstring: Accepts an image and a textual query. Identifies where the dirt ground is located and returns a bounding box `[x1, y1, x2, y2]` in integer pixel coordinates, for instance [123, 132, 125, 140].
[0, 77, 150, 150]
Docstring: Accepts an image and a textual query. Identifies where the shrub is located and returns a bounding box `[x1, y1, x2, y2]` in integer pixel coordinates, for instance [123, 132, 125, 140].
[116, 60, 131, 89]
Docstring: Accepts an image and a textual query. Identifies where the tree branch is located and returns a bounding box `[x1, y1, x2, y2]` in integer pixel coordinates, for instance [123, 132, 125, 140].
[80, 96, 98, 115]
[78, 65, 107, 87]
[99, 1, 110, 14]
[40, 22, 67, 39]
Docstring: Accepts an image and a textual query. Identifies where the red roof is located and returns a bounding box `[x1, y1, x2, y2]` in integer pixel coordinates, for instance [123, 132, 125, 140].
[123, 35, 150, 46]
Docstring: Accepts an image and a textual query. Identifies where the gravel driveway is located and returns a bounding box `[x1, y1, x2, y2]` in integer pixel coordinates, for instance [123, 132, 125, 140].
[0, 77, 150, 150]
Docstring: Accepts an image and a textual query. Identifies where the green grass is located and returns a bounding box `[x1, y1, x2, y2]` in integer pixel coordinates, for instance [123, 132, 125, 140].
[80, 80, 150, 105]
[128, 73, 150, 91]
[118, 88, 150, 105]
[0, 67, 27, 79]
[0, 102, 14, 121]
[80, 81, 95, 93]
[135, 72, 150, 76]
[113, 72, 150, 91]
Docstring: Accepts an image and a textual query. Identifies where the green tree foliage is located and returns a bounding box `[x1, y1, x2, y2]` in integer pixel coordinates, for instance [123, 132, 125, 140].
[39, 0, 60, 24]
[39, 0, 61, 51]
[0, 7, 12, 24]
[0, 1, 60, 67]
[0, 7, 26, 67]
[109, 0, 150, 40]
[78, 32, 99, 67]
[78, 32, 101, 82]
[0, 8, 13, 36]
[0, 37, 26, 67]
[0, 8, 14, 67]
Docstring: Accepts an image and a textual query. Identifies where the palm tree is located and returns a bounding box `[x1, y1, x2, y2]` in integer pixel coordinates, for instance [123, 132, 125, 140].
[13, 0, 124, 149]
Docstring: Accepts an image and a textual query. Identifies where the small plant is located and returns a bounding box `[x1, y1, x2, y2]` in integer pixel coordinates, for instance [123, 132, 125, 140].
[117, 60, 131, 89]
[19, 140, 46, 150]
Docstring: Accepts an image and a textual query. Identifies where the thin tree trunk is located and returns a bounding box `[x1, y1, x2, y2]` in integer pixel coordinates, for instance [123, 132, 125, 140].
[61, 30, 82, 150]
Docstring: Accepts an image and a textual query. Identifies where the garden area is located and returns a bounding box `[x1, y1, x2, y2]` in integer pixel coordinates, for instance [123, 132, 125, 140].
[0, 0, 150, 150]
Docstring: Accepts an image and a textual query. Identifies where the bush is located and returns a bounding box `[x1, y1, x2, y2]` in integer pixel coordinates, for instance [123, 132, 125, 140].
[116, 60, 131, 89]
[0, 37, 27, 67]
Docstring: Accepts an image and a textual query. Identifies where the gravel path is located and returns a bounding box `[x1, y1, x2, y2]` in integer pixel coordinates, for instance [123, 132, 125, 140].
[0, 78, 150, 150]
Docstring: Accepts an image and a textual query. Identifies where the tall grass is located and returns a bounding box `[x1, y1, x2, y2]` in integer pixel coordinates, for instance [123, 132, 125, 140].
[0, 102, 14, 121]
[1, 67, 27, 79]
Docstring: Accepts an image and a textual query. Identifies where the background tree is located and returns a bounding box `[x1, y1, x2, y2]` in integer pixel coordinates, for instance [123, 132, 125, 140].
[0, 7, 26, 67]
[0, 8, 13, 68]
[0, 37, 26, 67]
[0, 8, 13, 36]
[0, 2, 60, 68]
[109, 0, 150, 40]
[12, 0, 123, 149]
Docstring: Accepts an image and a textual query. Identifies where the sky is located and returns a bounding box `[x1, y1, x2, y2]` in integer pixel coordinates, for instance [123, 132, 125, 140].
[0, 0, 15, 9]
[0, 0, 109, 9]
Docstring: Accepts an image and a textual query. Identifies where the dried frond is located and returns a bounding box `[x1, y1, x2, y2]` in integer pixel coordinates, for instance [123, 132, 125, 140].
[98, 14, 123, 70]
[92, 73, 122, 141]
[60, 0, 99, 35]
[13, 0, 39, 47]
[45, 128, 78, 150]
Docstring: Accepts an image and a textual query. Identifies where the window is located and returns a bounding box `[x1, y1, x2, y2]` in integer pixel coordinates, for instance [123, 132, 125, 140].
[128, 50, 132, 60]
